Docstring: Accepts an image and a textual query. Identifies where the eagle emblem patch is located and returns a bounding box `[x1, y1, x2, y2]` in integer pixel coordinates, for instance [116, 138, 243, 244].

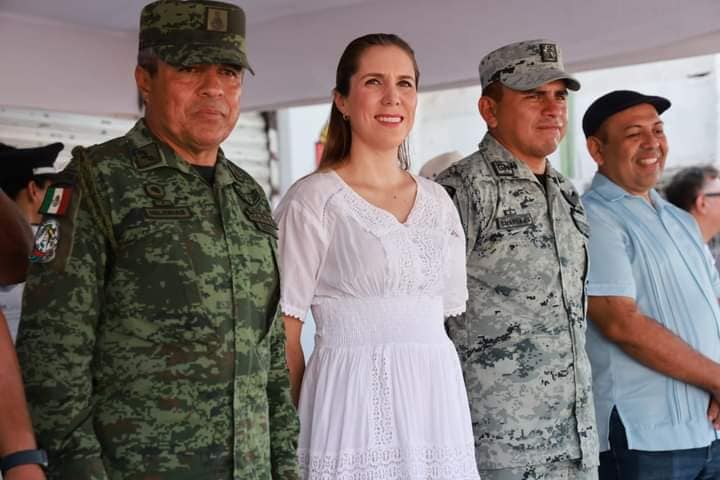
[31, 218, 61, 263]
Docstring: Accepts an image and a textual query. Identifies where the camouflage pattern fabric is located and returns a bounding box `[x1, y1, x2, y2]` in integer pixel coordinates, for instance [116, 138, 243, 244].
[480, 460, 597, 480]
[437, 133, 599, 472]
[139, 0, 254, 73]
[478, 39, 580, 92]
[15, 120, 299, 480]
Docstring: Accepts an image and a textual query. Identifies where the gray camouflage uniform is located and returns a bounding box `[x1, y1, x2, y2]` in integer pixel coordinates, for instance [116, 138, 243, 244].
[437, 39, 599, 479]
[438, 135, 598, 476]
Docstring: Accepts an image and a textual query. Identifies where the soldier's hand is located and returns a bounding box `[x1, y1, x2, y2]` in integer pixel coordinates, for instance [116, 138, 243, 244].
[708, 396, 720, 430]
[3, 464, 46, 480]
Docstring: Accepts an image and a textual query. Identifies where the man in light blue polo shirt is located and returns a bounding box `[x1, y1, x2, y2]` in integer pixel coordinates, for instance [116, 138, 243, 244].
[582, 90, 720, 479]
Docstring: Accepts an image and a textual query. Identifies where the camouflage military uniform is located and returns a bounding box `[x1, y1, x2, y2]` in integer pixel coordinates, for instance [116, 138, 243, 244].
[437, 134, 599, 476]
[16, 120, 300, 480]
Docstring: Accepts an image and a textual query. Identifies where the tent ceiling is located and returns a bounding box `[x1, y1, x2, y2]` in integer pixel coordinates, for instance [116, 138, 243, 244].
[1, 0, 719, 116]
[0, 0, 371, 30]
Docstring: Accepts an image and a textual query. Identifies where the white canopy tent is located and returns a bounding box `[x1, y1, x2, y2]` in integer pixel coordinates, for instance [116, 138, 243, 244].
[1, 0, 719, 116]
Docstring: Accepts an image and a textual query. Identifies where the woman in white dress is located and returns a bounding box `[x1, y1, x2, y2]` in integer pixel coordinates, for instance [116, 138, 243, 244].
[275, 34, 480, 480]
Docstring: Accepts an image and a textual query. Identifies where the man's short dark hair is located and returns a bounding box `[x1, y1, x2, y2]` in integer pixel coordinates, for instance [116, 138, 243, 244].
[482, 81, 504, 102]
[137, 47, 160, 76]
[665, 165, 720, 212]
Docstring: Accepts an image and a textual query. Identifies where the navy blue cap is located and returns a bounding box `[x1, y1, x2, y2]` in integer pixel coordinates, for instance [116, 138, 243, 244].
[582, 90, 671, 138]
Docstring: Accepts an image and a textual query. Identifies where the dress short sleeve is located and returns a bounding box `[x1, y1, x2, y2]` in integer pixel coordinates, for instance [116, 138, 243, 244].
[274, 198, 329, 321]
[585, 204, 637, 299]
[440, 187, 468, 317]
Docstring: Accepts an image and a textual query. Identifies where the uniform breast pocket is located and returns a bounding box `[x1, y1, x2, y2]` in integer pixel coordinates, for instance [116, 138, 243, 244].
[108, 220, 214, 343]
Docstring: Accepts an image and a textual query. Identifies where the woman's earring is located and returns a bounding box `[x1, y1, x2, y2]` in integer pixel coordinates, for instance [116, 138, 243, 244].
[343, 114, 349, 121]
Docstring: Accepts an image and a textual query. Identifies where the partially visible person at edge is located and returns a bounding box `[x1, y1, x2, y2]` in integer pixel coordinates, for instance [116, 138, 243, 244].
[15, 1, 299, 478]
[0, 189, 32, 285]
[0, 142, 65, 341]
[275, 34, 480, 479]
[0, 189, 46, 480]
[582, 90, 720, 479]
[665, 165, 720, 269]
[437, 39, 599, 479]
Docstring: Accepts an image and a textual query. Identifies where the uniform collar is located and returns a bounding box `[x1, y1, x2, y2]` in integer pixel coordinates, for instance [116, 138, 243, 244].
[590, 172, 666, 209]
[126, 119, 237, 187]
[480, 132, 563, 185]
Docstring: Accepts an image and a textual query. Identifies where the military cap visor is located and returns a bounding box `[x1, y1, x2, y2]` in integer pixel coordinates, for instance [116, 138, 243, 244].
[139, 0, 254, 74]
[150, 44, 254, 74]
[582, 90, 671, 138]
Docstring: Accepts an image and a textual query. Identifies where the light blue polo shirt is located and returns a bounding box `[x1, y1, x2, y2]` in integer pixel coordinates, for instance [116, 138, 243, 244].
[583, 173, 720, 452]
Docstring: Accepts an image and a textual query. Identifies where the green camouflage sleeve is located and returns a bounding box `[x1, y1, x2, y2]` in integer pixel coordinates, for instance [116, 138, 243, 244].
[15, 163, 109, 480]
[266, 308, 300, 479]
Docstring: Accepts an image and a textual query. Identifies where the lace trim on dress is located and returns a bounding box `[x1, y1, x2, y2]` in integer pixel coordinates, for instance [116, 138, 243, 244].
[404, 189, 443, 293]
[334, 175, 447, 295]
[409, 229, 441, 292]
[280, 300, 307, 321]
[332, 171, 401, 238]
[371, 351, 393, 446]
[332, 172, 431, 236]
[299, 444, 479, 480]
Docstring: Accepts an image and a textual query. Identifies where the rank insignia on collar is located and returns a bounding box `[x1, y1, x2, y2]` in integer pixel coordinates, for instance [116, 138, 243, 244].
[234, 184, 262, 207]
[39, 186, 72, 216]
[30, 218, 60, 263]
[132, 144, 163, 170]
[491, 161, 517, 177]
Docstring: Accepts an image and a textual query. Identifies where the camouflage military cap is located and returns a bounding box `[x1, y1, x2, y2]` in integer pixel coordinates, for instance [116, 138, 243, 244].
[139, 0, 254, 74]
[479, 39, 579, 92]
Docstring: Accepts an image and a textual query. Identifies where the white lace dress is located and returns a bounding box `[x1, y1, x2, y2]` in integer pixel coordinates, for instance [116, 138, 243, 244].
[275, 170, 479, 480]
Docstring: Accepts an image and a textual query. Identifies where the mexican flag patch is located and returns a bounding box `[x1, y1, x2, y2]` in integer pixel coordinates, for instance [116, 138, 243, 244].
[39, 186, 72, 216]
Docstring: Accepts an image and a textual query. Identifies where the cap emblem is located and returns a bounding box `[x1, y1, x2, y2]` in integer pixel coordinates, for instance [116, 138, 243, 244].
[539, 43, 558, 62]
[207, 7, 229, 32]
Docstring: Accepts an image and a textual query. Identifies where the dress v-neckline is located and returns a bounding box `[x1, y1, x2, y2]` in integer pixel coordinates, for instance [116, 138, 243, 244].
[329, 169, 420, 226]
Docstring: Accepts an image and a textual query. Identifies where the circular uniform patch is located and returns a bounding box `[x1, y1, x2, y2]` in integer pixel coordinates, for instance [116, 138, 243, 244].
[144, 183, 166, 199]
[30, 218, 60, 263]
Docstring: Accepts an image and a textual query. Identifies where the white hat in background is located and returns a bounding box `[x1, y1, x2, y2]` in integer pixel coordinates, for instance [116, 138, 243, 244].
[419, 151, 463, 181]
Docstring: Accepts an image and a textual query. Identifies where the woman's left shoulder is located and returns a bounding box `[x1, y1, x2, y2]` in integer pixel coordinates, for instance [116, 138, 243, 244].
[416, 174, 452, 205]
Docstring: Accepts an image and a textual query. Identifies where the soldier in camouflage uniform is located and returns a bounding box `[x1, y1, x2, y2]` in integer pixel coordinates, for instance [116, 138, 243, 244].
[15, 1, 299, 479]
[437, 40, 599, 479]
